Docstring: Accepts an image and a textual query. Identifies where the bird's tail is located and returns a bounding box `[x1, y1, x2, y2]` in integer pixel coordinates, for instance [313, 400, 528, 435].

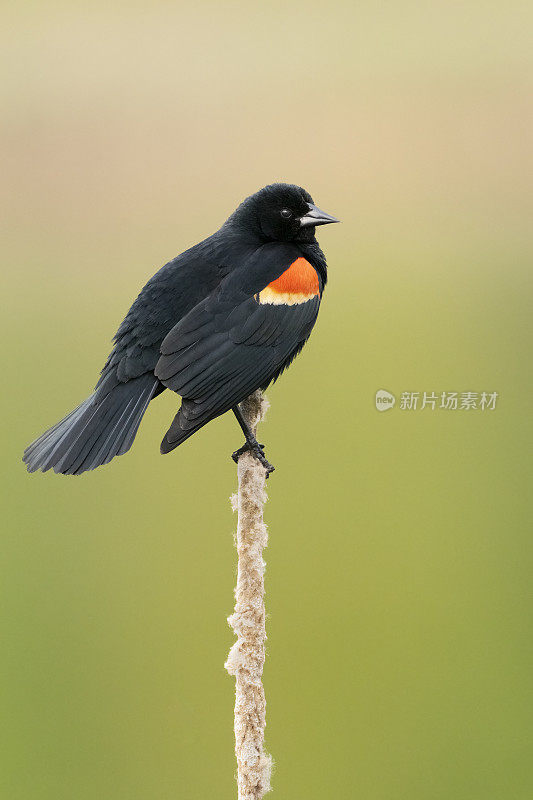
[23, 374, 159, 475]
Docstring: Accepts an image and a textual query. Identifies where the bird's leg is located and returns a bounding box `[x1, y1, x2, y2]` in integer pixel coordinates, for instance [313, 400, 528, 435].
[231, 405, 275, 476]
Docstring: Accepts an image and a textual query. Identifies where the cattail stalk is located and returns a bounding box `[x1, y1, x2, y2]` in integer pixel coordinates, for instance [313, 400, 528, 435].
[225, 390, 272, 800]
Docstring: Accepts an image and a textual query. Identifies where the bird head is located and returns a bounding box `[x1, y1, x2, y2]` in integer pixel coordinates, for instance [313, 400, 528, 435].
[227, 183, 339, 243]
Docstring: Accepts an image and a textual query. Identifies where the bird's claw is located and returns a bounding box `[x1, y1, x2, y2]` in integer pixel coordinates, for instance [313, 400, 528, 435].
[231, 441, 275, 477]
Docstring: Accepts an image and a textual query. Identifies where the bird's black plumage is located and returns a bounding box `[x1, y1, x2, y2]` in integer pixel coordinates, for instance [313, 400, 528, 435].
[23, 183, 338, 475]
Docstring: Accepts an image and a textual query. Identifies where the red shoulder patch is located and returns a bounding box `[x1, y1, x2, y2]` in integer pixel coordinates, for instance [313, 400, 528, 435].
[269, 258, 320, 295]
[258, 258, 320, 306]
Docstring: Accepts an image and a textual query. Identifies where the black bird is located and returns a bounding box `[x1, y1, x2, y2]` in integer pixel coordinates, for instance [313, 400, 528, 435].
[23, 183, 338, 476]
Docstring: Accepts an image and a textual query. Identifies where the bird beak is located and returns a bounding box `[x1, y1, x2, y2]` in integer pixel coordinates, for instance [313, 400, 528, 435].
[299, 203, 340, 228]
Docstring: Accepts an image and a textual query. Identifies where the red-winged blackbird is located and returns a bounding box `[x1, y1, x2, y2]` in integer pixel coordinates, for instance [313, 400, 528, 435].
[23, 183, 338, 476]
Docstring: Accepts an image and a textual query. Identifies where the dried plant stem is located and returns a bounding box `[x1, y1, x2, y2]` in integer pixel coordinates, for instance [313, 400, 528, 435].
[225, 390, 272, 800]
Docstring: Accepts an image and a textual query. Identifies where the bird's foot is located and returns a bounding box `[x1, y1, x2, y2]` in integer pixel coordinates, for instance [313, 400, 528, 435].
[231, 441, 275, 477]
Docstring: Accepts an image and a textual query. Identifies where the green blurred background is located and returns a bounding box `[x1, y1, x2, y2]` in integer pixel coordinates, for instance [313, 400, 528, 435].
[2, 1, 532, 798]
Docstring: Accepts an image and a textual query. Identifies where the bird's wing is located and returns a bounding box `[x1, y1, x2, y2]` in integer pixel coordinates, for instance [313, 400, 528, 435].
[94, 245, 225, 395]
[154, 244, 321, 429]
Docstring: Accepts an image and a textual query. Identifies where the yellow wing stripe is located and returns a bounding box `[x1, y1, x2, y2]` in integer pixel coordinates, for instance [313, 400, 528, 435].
[258, 286, 317, 306]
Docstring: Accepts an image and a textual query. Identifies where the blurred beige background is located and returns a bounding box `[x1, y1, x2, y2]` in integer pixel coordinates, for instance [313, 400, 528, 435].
[2, 2, 532, 798]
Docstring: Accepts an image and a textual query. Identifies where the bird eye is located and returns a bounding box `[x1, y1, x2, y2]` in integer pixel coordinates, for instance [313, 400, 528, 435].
[280, 208, 292, 219]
